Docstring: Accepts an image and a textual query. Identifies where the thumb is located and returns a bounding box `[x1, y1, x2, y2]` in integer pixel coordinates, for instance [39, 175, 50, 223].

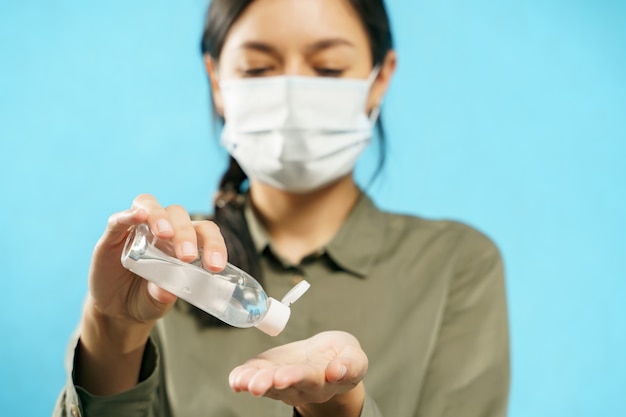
[100, 209, 149, 247]
[147, 282, 178, 305]
[326, 358, 349, 383]
[325, 354, 367, 385]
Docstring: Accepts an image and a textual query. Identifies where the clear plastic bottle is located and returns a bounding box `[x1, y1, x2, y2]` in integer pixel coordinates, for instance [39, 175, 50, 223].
[121, 223, 310, 336]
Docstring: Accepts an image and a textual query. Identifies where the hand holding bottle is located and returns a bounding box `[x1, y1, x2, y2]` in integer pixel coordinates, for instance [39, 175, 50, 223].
[76, 194, 227, 395]
[229, 331, 368, 417]
[121, 222, 309, 336]
[86, 193, 227, 324]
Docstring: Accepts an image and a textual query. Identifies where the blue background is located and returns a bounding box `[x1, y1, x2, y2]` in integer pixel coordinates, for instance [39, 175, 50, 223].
[0, 0, 624, 416]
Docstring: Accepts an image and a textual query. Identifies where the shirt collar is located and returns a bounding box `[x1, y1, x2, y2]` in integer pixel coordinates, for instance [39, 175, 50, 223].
[244, 191, 387, 278]
[244, 196, 272, 254]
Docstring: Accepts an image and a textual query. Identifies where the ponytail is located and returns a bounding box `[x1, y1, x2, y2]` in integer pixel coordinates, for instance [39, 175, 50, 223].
[185, 157, 264, 328]
[213, 157, 262, 280]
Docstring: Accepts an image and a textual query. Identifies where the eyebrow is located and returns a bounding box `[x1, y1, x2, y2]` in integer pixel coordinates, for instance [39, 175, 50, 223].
[239, 41, 278, 55]
[237, 38, 355, 57]
[305, 38, 356, 54]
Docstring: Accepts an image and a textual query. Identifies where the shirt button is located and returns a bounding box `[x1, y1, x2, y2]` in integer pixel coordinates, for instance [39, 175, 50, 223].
[70, 404, 81, 417]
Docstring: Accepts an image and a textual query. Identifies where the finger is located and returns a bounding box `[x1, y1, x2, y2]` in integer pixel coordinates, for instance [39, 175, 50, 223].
[194, 220, 227, 271]
[98, 208, 149, 247]
[273, 365, 331, 406]
[262, 386, 288, 402]
[274, 364, 322, 391]
[228, 365, 246, 387]
[248, 368, 277, 397]
[131, 194, 174, 239]
[229, 367, 259, 393]
[165, 205, 198, 262]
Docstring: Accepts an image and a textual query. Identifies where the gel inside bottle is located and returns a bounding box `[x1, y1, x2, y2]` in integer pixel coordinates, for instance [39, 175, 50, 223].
[121, 223, 310, 336]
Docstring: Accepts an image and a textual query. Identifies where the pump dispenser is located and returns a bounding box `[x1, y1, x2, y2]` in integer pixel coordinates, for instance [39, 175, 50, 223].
[121, 223, 310, 336]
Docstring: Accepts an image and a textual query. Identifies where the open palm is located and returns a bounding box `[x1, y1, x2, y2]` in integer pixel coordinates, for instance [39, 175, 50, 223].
[229, 331, 368, 407]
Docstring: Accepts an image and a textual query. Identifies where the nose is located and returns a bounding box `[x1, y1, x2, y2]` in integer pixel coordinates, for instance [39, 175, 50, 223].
[282, 57, 317, 77]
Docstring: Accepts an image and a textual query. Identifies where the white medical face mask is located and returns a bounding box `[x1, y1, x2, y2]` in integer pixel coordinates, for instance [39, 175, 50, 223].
[219, 69, 380, 193]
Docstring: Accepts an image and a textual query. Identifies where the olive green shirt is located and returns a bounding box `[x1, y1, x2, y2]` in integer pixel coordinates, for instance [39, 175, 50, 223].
[54, 193, 509, 417]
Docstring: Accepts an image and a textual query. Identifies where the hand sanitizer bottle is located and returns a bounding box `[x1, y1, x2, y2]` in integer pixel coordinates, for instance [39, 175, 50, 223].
[121, 223, 310, 336]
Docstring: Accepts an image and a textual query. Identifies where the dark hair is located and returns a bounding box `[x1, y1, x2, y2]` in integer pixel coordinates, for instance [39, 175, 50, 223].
[189, 0, 393, 327]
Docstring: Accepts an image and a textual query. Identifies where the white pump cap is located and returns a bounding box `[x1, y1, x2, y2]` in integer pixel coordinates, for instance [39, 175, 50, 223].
[255, 280, 311, 336]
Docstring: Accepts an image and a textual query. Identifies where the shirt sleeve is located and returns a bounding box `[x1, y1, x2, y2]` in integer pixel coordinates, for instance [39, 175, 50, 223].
[52, 331, 165, 417]
[415, 227, 510, 417]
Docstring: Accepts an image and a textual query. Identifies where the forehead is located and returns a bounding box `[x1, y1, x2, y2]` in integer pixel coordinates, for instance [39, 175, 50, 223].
[221, 0, 370, 53]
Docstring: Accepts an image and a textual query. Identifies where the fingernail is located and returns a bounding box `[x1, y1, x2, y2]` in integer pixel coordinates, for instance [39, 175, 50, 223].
[210, 251, 225, 268]
[156, 219, 173, 234]
[337, 365, 347, 381]
[182, 242, 197, 257]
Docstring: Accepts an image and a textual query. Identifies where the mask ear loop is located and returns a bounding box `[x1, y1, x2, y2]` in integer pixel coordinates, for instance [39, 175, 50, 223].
[367, 65, 382, 85]
[367, 65, 383, 124]
[369, 103, 381, 124]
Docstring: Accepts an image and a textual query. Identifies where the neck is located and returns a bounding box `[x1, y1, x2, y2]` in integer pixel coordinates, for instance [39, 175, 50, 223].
[249, 175, 361, 264]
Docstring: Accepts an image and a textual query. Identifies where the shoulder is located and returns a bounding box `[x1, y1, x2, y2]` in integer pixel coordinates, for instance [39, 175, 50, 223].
[377, 211, 506, 314]
[379, 209, 501, 261]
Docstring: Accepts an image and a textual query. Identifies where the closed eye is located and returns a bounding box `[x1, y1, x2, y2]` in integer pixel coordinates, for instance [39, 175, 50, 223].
[242, 67, 273, 77]
[315, 68, 345, 77]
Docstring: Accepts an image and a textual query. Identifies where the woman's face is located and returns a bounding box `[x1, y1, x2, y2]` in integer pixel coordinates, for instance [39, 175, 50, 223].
[206, 0, 395, 114]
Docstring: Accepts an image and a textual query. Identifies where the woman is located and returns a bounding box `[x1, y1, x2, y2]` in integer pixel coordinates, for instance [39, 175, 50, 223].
[54, 0, 509, 416]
